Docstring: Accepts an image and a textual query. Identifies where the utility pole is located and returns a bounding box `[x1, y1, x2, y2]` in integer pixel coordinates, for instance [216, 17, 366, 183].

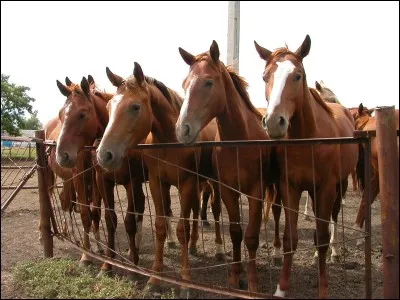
[227, 1, 240, 72]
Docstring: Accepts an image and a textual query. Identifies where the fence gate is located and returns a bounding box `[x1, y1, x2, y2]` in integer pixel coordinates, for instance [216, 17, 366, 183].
[1, 136, 38, 214]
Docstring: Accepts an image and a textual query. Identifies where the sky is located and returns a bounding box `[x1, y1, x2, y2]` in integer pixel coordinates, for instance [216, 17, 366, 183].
[1, 1, 399, 125]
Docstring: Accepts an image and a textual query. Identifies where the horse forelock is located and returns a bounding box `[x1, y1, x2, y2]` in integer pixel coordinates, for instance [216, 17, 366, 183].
[125, 74, 183, 112]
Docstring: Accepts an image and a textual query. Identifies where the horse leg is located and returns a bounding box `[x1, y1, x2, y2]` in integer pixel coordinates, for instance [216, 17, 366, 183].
[146, 177, 170, 291]
[90, 168, 103, 255]
[210, 181, 224, 261]
[97, 173, 117, 275]
[351, 168, 358, 192]
[330, 179, 348, 264]
[134, 180, 145, 254]
[189, 183, 200, 256]
[244, 184, 264, 293]
[201, 184, 211, 228]
[272, 187, 282, 265]
[274, 182, 301, 298]
[354, 172, 379, 246]
[73, 171, 93, 267]
[164, 189, 177, 249]
[220, 186, 243, 289]
[314, 183, 337, 298]
[304, 192, 313, 220]
[175, 177, 199, 298]
[124, 180, 140, 272]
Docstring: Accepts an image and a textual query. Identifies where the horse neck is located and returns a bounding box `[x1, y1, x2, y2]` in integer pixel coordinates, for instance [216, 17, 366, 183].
[149, 86, 179, 143]
[288, 85, 318, 138]
[91, 93, 110, 139]
[216, 70, 257, 140]
[356, 115, 372, 130]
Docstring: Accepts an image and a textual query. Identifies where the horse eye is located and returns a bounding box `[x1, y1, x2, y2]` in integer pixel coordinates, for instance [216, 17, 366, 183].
[79, 112, 86, 120]
[204, 80, 213, 88]
[295, 74, 301, 81]
[131, 104, 141, 112]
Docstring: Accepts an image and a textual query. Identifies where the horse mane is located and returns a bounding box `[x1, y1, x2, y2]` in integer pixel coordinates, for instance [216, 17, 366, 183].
[354, 114, 371, 130]
[93, 89, 113, 102]
[226, 65, 263, 119]
[309, 88, 334, 118]
[126, 75, 183, 113]
[193, 52, 262, 119]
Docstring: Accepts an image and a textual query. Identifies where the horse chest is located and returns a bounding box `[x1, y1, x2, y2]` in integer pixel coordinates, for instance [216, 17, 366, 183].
[278, 145, 338, 185]
[213, 147, 263, 192]
[143, 148, 197, 184]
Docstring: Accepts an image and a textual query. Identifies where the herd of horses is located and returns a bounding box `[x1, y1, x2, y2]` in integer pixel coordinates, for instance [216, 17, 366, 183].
[41, 35, 399, 298]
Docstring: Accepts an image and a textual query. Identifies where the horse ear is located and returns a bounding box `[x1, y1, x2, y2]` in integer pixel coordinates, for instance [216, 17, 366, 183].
[179, 47, 195, 66]
[65, 77, 72, 87]
[358, 103, 364, 115]
[56, 80, 71, 97]
[210, 40, 220, 62]
[88, 75, 94, 85]
[106, 67, 124, 87]
[315, 81, 322, 92]
[254, 40, 272, 61]
[133, 62, 145, 84]
[81, 77, 90, 98]
[367, 108, 375, 116]
[295, 34, 311, 60]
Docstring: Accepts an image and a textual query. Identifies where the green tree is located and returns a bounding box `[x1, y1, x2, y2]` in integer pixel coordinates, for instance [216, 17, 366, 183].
[20, 111, 43, 130]
[1, 74, 36, 136]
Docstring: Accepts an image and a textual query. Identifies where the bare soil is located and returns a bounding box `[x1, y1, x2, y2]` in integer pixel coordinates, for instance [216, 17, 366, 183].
[1, 163, 384, 299]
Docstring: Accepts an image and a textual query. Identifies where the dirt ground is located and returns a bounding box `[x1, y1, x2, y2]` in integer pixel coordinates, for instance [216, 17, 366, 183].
[1, 160, 384, 299]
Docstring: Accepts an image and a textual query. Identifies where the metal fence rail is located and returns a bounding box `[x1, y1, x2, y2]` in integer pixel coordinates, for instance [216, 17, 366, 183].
[35, 130, 381, 299]
[1, 137, 38, 214]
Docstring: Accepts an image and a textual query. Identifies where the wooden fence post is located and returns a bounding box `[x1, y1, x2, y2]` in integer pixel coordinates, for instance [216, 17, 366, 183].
[375, 106, 399, 299]
[35, 130, 53, 258]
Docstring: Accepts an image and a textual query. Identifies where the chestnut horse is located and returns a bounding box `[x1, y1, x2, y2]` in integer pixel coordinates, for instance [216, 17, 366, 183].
[303, 81, 354, 220]
[254, 35, 358, 297]
[55, 76, 153, 276]
[96, 63, 222, 297]
[354, 103, 399, 245]
[41, 115, 77, 240]
[177, 40, 280, 293]
[54, 77, 109, 265]
[43, 78, 101, 266]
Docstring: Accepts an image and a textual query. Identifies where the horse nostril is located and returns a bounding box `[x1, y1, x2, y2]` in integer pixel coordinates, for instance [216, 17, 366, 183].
[279, 116, 286, 127]
[105, 151, 113, 163]
[183, 124, 190, 136]
[262, 116, 267, 129]
[63, 152, 69, 162]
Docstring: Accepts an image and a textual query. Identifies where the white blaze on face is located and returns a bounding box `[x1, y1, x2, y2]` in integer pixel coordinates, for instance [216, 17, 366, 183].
[267, 60, 296, 115]
[57, 102, 72, 146]
[179, 77, 197, 123]
[101, 94, 123, 142]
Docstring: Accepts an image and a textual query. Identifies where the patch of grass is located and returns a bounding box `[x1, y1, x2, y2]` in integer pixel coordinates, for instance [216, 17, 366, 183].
[12, 258, 136, 299]
[1, 147, 37, 159]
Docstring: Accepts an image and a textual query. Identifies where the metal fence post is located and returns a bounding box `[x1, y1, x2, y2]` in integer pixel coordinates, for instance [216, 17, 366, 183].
[35, 130, 53, 258]
[364, 136, 372, 299]
[375, 106, 399, 299]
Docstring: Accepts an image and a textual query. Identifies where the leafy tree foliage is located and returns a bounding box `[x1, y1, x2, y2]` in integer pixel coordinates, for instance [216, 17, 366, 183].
[20, 111, 43, 130]
[1, 74, 36, 136]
